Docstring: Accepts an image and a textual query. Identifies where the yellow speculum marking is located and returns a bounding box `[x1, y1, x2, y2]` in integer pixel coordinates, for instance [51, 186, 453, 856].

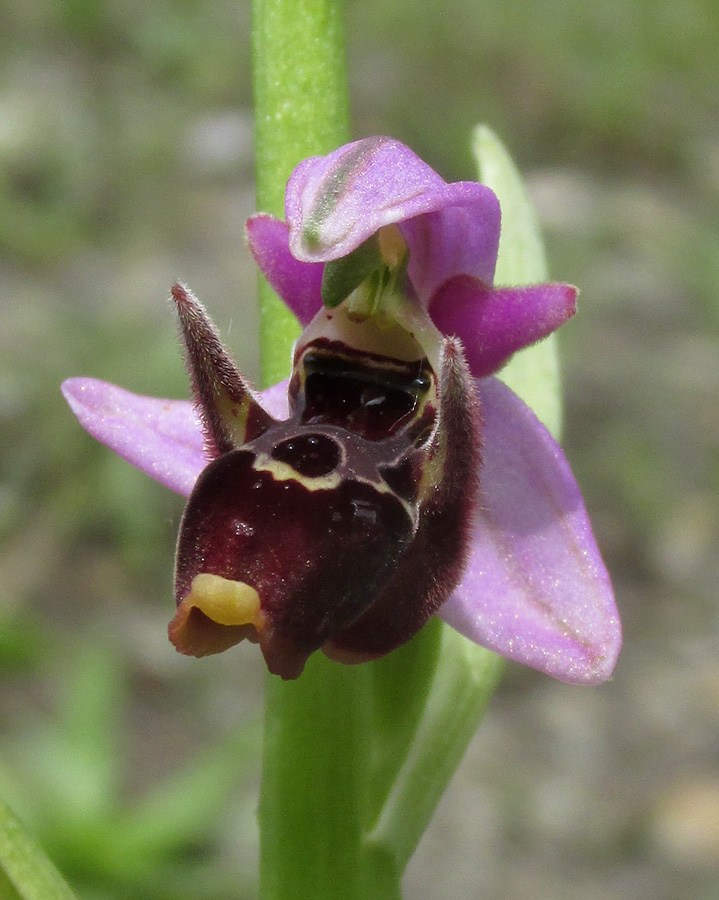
[251, 455, 344, 492]
[184, 573, 266, 629]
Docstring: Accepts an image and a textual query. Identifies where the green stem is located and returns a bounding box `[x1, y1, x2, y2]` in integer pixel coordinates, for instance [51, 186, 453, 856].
[252, 3, 398, 899]
[252, 0, 349, 386]
[258, 659, 377, 900]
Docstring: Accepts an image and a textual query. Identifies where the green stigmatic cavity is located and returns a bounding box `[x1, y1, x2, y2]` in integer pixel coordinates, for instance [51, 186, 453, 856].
[320, 233, 382, 309]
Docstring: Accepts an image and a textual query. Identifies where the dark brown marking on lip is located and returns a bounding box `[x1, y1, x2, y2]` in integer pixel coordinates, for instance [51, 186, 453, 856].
[270, 432, 342, 479]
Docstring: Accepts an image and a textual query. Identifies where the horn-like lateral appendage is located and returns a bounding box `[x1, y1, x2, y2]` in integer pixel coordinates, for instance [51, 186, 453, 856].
[171, 283, 277, 455]
[425, 335, 483, 506]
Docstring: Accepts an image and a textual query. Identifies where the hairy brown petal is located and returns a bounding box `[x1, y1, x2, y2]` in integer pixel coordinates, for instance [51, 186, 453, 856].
[172, 283, 276, 455]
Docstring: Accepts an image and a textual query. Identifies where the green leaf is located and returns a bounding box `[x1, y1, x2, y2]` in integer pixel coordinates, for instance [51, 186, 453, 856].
[0, 801, 79, 900]
[112, 720, 261, 866]
[363, 127, 566, 870]
[472, 125, 563, 438]
[366, 622, 503, 871]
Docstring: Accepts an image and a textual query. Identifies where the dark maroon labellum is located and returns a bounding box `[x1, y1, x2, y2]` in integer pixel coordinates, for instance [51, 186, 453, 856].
[168, 285, 481, 678]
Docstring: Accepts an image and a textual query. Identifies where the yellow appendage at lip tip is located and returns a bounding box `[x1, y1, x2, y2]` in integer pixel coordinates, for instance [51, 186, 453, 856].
[184, 573, 265, 629]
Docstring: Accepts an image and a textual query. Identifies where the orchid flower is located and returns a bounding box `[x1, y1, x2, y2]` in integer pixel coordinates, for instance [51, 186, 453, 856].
[62, 136, 620, 685]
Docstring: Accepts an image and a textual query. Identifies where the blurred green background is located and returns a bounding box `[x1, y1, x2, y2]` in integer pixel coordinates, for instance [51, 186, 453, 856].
[1, 0, 718, 898]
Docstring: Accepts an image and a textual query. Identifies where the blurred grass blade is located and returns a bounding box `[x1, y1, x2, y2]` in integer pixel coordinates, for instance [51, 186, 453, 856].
[54, 643, 124, 823]
[472, 125, 563, 438]
[112, 720, 261, 863]
[0, 801, 79, 900]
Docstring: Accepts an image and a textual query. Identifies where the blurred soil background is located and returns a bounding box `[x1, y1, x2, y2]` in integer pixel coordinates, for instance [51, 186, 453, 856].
[1, 0, 719, 898]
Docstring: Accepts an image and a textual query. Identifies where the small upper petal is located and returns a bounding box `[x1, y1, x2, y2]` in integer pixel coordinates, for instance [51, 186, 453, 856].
[429, 277, 577, 378]
[284, 137, 500, 299]
[61, 378, 290, 498]
[439, 377, 621, 685]
[246, 214, 324, 325]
